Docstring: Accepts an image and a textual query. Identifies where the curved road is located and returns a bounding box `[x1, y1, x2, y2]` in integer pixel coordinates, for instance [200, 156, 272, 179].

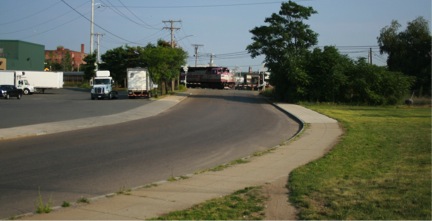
[0, 89, 300, 218]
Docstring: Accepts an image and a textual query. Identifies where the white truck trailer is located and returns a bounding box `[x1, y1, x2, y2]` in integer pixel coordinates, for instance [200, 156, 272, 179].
[0, 70, 36, 95]
[90, 70, 118, 100]
[18, 71, 63, 93]
[127, 68, 157, 98]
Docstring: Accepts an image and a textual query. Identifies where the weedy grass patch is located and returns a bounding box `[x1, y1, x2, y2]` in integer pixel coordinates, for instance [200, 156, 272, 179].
[35, 190, 52, 214]
[289, 105, 431, 220]
[153, 186, 266, 220]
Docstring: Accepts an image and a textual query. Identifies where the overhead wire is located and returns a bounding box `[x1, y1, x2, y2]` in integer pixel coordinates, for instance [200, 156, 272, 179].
[135, 29, 167, 45]
[60, 0, 141, 45]
[93, 0, 167, 46]
[0, 1, 63, 25]
[117, 0, 161, 30]
[0, 1, 88, 35]
[105, 1, 284, 9]
[20, 13, 89, 40]
[373, 52, 387, 64]
[100, 0, 160, 30]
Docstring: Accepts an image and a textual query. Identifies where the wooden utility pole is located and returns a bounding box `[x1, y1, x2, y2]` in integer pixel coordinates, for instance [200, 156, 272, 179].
[163, 20, 181, 48]
[163, 20, 181, 90]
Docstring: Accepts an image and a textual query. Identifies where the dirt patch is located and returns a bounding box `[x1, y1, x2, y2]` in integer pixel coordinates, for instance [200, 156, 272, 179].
[262, 176, 297, 220]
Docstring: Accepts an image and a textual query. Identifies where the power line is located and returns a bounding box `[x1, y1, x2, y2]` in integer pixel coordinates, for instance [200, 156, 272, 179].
[0, 1, 62, 25]
[314, 45, 380, 50]
[373, 52, 387, 64]
[0, 1, 88, 35]
[135, 29, 167, 44]
[104, 1, 284, 9]
[100, 0, 160, 30]
[20, 14, 86, 40]
[117, 0, 161, 30]
[61, 0, 141, 46]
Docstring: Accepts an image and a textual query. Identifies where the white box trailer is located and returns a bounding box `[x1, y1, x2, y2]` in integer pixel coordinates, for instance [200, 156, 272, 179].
[0, 70, 36, 94]
[18, 71, 63, 93]
[127, 68, 157, 98]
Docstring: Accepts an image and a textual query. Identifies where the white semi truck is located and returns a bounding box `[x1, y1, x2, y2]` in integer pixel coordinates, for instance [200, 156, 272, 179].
[0, 70, 36, 95]
[90, 70, 118, 100]
[127, 68, 157, 98]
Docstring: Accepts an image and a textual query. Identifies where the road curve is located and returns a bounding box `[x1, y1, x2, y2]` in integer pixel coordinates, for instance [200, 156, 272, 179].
[0, 89, 300, 219]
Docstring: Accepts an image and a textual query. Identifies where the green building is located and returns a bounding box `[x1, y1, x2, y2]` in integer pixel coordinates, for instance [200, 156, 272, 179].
[0, 40, 45, 71]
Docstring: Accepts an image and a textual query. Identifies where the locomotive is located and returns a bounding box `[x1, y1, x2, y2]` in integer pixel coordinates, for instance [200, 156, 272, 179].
[180, 66, 235, 89]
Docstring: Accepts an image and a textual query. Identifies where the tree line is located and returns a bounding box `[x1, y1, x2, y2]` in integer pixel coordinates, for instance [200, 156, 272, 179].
[247, 1, 431, 105]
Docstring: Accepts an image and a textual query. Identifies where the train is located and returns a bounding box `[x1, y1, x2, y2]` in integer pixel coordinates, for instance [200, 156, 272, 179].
[180, 66, 236, 89]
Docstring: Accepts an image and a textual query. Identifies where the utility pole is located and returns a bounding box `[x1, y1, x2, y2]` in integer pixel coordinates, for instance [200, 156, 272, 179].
[163, 20, 181, 90]
[94, 33, 105, 64]
[192, 44, 203, 67]
[163, 20, 181, 48]
[90, 0, 95, 54]
[209, 54, 215, 67]
[369, 48, 373, 65]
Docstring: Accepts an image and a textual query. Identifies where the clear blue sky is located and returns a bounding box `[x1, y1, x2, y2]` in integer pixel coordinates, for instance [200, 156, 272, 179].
[1, 0, 430, 71]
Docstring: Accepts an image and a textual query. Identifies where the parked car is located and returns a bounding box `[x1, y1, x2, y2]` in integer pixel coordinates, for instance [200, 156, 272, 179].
[0, 85, 23, 99]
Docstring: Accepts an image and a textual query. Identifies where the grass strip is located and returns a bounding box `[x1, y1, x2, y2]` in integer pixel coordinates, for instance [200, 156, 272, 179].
[153, 186, 266, 220]
[289, 105, 431, 220]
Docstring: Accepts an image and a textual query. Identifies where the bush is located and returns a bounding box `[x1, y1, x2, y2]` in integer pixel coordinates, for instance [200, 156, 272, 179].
[342, 59, 413, 105]
[178, 84, 187, 92]
[260, 87, 274, 98]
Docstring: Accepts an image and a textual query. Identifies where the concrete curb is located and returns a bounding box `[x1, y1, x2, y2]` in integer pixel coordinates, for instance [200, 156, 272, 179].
[0, 95, 187, 141]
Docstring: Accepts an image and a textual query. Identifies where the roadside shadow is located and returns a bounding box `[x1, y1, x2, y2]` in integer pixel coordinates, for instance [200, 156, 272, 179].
[189, 91, 267, 104]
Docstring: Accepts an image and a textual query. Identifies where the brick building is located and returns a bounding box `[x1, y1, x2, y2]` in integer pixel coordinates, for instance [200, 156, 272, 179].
[45, 44, 87, 71]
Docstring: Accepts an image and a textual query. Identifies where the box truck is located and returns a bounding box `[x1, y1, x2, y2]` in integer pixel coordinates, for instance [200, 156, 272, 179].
[18, 71, 63, 93]
[127, 68, 157, 98]
[0, 70, 36, 95]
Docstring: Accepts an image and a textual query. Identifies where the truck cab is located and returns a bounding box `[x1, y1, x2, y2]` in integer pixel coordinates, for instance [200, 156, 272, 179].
[90, 70, 118, 100]
[16, 78, 35, 95]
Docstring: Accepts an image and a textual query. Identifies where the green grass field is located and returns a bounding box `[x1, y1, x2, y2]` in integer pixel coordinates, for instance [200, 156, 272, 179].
[289, 105, 431, 220]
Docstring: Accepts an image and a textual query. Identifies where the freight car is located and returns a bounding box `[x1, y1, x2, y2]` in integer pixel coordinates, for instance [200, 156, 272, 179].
[180, 66, 235, 89]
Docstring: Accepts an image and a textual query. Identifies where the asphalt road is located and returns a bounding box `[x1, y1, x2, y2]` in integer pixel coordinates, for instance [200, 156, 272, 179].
[0, 88, 300, 219]
[0, 88, 149, 129]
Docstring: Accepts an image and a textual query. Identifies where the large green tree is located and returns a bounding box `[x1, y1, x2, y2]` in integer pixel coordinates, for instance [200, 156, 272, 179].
[247, 0, 318, 102]
[82, 51, 97, 81]
[61, 51, 73, 71]
[377, 17, 431, 96]
[142, 40, 188, 94]
[305, 46, 351, 102]
[100, 45, 147, 86]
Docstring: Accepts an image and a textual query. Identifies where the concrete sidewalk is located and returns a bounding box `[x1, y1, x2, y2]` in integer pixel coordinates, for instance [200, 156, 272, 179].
[15, 99, 343, 220]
